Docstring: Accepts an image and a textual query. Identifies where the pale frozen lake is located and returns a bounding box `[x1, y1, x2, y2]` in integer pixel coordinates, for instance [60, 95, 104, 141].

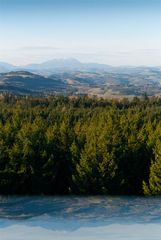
[0, 196, 161, 240]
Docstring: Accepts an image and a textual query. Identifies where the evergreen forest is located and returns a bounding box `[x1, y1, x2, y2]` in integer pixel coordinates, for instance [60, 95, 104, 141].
[0, 94, 161, 195]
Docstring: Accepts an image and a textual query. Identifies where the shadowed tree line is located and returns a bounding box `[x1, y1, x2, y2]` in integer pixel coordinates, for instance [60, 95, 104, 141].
[0, 94, 161, 195]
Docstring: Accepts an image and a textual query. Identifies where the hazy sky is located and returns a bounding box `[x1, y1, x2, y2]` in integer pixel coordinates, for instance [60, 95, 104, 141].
[1, 0, 161, 65]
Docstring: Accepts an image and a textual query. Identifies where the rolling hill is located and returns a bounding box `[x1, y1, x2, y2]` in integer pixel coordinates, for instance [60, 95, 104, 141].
[0, 71, 67, 95]
[0, 59, 161, 97]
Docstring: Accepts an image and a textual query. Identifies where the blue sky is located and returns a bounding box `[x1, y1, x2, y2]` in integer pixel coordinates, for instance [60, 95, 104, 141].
[1, 0, 161, 65]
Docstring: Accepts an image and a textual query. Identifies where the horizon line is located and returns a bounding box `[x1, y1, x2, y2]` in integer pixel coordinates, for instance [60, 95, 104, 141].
[0, 58, 161, 68]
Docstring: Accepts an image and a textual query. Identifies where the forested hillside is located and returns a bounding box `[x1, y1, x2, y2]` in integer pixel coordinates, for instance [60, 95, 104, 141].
[0, 94, 160, 195]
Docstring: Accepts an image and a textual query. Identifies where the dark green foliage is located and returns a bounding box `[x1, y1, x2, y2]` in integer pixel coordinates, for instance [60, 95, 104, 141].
[0, 94, 160, 195]
[143, 128, 161, 195]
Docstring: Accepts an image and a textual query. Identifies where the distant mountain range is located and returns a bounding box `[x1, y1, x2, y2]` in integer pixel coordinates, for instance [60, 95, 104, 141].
[1, 58, 161, 75]
[0, 58, 113, 75]
[0, 62, 15, 73]
[0, 59, 161, 97]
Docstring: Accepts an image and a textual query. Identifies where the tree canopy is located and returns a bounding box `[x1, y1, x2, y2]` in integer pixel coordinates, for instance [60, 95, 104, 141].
[0, 94, 160, 195]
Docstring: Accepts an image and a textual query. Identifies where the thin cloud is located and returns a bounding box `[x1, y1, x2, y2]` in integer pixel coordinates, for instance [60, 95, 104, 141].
[19, 46, 61, 51]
